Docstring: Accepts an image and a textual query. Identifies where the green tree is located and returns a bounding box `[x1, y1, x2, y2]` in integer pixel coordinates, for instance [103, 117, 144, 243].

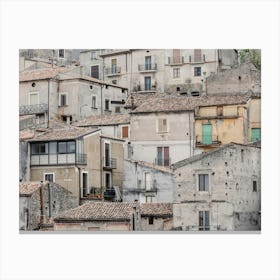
[239, 49, 261, 70]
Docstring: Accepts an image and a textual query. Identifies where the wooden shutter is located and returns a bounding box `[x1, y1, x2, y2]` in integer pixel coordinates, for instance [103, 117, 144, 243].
[91, 65, 99, 79]
[173, 49, 180, 63]
[122, 126, 128, 138]
[251, 128, 261, 142]
[202, 124, 212, 144]
[164, 147, 169, 166]
[194, 49, 202, 62]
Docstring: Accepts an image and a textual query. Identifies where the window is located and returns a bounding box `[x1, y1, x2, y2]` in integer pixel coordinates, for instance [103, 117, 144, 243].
[58, 49, 65, 58]
[191, 91, 200, 97]
[173, 68, 180, 78]
[44, 173, 55, 182]
[144, 76, 151, 91]
[111, 59, 117, 73]
[29, 92, 39, 105]
[31, 142, 48, 154]
[49, 142, 57, 154]
[217, 106, 223, 116]
[91, 51, 97, 60]
[144, 172, 152, 190]
[59, 93, 68, 106]
[122, 126, 129, 138]
[202, 124, 212, 144]
[158, 118, 167, 133]
[251, 128, 261, 142]
[58, 141, 75, 154]
[173, 49, 181, 64]
[157, 147, 169, 166]
[198, 174, 209, 191]
[112, 80, 117, 85]
[253, 181, 257, 192]
[92, 96, 97, 108]
[91, 65, 99, 79]
[145, 56, 152, 70]
[194, 67, 201, 76]
[199, 211, 210, 231]
[148, 216, 154, 225]
[105, 173, 111, 189]
[82, 172, 88, 197]
[146, 196, 154, 203]
[115, 106, 121, 113]
[105, 99, 110, 111]
[104, 142, 110, 167]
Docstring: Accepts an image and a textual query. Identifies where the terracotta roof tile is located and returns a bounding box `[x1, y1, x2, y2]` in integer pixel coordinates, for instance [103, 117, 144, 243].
[19, 181, 43, 196]
[54, 202, 139, 222]
[140, 203, 173, 218]
[74, 113, 130, 127]
[29, 126, 99, 142]
[131, 93, 255, 114]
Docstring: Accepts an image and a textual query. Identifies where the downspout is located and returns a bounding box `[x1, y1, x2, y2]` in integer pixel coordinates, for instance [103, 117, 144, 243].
[130, 51, 133, 94]
[39, 181, 45, 226]
[188, 113, 192, 157]
[78, 167, 81, 205]
[100, 135, 103, 200]
[47, 79, 50, 128]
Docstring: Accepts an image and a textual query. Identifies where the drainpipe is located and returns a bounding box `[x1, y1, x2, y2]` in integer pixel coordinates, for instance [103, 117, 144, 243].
[78, 167, 81, 205]
[47, 79, 50, 128]
[99, 135, 103, 200]
[39, 181, 45, 226]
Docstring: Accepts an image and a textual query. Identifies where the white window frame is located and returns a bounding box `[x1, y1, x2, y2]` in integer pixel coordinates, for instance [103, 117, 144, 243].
[28, 92, 39, 105]
[81, 171, 89, 197]
[157, 118, 168, 133]
[59, 92, 68, 106]
[196, 172, 211, 193]
[173, 67, 180, 79]
[90, 51, 97, 60]
[43, 172, 55, 183]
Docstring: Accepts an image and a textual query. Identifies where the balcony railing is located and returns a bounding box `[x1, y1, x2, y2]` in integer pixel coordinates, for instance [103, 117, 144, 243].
[104, 188, 116, 199]
[189, 55, 206, 64]
[167, 56, 184, 65]
[103, 157, 117, 169]
[138, 63, 157, 72]
[105, 66, 121, 76]
[154, 157, 171, 167]
[19, 103, 48, 116]
[30, 153, 87, 166]
[132, 85, 157, 93]
[195, 135, 222, 147]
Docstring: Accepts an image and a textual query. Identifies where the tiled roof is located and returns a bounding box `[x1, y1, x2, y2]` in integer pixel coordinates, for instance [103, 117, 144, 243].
[19, 181, 44, 196]
[54, 202, 138, 222]
[74, 113, 130, 127]
[131, 93, 255, 114]
[19, 66, 75, 82]
[19, 129, 36, 141]
[171, 142, 261, 169]
[28, 126, 99, 142]
[140, 203, 173, 218]
[126, 160, 173, 174]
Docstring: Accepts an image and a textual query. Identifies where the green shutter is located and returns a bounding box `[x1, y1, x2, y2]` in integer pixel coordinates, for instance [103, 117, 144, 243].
[251, 128, 261, 142]
[202, 124, 212, 144]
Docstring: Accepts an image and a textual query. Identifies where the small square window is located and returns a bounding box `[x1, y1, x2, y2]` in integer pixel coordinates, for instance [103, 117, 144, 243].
[148, 217, 154, 225]
[115, 106, 121, 113]
[58, 49, 65, 58]
[173, 68, 180, 78]
[60, 93, 68, 106]
[158, 119, 167, 133]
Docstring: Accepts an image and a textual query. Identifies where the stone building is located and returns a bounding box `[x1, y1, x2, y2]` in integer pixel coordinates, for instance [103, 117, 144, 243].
[53, 202, 141, 231]
[206, 62, 261, 95]
[171, 143, 261, 231]
[19, 181, 78, 231]
[25, 126, 125, 202]
[19, 66, 128, 127]
[94, 49, 238, 96]
[123, 160, 174, 203]
[140, 203, 173, 231]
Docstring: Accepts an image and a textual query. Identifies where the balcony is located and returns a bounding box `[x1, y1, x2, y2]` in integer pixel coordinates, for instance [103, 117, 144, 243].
[103, 157, 117, 170]
[30, 153, 87, 166]
[189, 55, 206, 64]
[103, 188, 116, 199]
[132, 85, 157, 93]
[167, 56, 184, 65]
[105, 66, 121, 76]
[19, 103, 48, 116]
[138, 63, 157, 72]
[195, 135, 222, 147]
[154, 157, 171, 167]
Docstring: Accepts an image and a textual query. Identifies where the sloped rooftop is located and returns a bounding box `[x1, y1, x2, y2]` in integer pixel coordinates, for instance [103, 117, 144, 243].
[140, 203, 173, 218]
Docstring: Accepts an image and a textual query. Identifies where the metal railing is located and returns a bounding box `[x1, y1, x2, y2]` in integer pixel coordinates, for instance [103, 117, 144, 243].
[105, 66, 121, 75]
[103, 157, 117, 169]
[154, 157, 171, 167]
[30, 153, 87, 166]
[195, 135, 222, 146]
[19, 103, 48, 115]
[138, 63, 157, 71]
[189, 55, 206, 63]
[104, 188, 116, 198]
[167, 56, 184, 64]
